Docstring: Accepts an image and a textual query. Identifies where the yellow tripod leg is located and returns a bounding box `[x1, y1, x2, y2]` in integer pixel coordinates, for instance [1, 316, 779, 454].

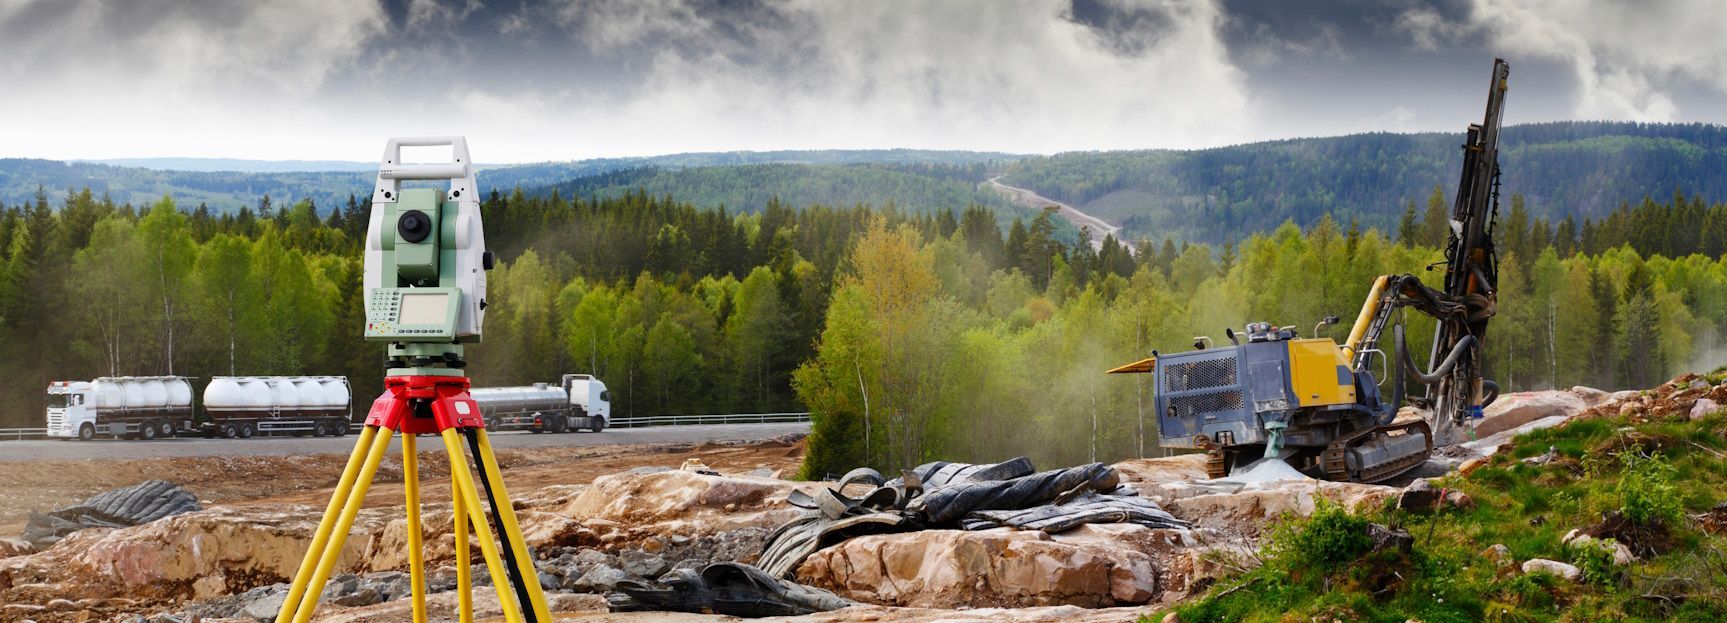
[452, 468, 473, 623]
[275, 425, 379, 623]
[402, 434, 427, 623]
[290, 425, 397, 623]
[473, 428, 553, 623]
[441, 429, 527, 623]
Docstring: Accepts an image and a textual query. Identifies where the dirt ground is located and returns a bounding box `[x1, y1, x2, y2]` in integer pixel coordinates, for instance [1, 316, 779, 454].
[0, 436, 808, 537]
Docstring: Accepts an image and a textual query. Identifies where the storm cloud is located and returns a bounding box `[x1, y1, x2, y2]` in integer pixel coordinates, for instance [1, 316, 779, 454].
[0, 0, 1722, 162]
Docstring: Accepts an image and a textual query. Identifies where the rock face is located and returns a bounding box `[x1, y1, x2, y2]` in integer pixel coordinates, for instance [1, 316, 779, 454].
[553, 470, 810, 536]
[796, 525, 1161, 608]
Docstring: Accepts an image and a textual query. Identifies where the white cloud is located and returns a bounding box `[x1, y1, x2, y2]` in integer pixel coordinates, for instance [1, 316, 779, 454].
[1400, 0, 1727, 122]
[520, 0, 1255, 158]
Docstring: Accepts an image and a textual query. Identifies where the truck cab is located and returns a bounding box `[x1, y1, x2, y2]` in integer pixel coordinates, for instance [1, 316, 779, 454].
[46, 381, 95, 440]
[562, 374, 611, 431]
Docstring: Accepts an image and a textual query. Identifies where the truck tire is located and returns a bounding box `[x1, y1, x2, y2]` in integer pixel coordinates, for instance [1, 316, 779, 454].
[486, 416, 500, 431]
[238, 423, 255, 439]
[311, 421, 326, 437]
[140, 422, 158, 441]
[590, 417, 606, 433]
[220, 423, 237, 439]
[78, 423, 96, 441]
[158, 421, 176, 439]
[333, 420, 349, 437]
[550, 417, 568, 434]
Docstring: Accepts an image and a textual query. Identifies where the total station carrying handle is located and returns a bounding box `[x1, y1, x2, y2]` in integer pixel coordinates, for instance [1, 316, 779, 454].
[372, 136, 477, 204]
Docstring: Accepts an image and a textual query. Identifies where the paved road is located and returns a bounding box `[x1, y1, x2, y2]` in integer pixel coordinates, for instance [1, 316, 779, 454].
[985, 176, 1122, 251]
[0, 422, 811, 461]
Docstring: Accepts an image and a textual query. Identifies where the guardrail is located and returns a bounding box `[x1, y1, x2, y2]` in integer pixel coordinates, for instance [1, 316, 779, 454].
[0, 414, 811, 440]
[608, 412, 811, 428]
[0, 427, 48, 440]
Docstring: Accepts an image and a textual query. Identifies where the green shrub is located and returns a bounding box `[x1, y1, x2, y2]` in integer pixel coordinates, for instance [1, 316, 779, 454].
[1619, 448, 1682, 525]
[1568, 538, 1620, 585]
[1265, 499, 1373, 570]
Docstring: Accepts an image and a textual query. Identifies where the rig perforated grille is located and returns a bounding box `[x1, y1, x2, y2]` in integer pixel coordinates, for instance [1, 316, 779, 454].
[1164, 356, 1238, 393]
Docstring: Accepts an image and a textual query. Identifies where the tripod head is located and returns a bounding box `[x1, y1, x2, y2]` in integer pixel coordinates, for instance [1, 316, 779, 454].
[363, 136, 495, 373]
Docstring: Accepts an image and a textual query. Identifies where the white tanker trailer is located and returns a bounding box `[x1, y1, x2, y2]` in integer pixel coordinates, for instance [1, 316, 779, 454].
[469, 374, 611, 433]
[202, 376, 352, 438]
[46, 377, 196, 441]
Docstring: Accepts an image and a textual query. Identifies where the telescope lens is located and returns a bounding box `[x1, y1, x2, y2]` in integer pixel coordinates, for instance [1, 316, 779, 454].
[397, 210, 431, 243]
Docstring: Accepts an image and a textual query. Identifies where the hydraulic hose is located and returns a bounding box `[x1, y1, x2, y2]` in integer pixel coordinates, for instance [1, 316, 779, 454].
[1482, 379, 1501, 408]
[1394, 324, 1477, 385]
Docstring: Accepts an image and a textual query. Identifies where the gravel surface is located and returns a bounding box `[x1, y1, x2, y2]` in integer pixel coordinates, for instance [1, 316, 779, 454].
[0, 423, 811, 461]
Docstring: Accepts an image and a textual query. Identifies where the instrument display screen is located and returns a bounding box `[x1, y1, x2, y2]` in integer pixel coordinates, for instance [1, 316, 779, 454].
[399, 292, 451, 326]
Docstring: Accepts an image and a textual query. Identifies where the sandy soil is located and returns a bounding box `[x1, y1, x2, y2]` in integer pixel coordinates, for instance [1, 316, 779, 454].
[0, 436, 807, 538]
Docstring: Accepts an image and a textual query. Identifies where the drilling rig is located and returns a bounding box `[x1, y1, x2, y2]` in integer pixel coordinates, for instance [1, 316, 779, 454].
[1109, 59, 1509, 483]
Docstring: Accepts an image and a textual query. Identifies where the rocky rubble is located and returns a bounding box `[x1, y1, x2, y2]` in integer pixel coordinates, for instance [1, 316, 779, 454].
[1, 387, 1651, 621]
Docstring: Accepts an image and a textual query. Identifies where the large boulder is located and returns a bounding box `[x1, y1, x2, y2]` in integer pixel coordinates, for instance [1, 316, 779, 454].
[1476, 391, 1587, 438]
[795, 525, 1163, 608]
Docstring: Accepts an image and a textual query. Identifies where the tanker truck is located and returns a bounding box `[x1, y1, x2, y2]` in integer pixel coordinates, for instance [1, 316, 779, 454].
[201, 376, 352, 438]
[469, 374, 611, 433]
[46, 377, 196, 441]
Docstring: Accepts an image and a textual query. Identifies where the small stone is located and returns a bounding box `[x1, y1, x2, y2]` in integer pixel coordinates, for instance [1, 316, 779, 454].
[239, 591, 288, 620]
[331, 587, 383, 608]
[573, 548, 611, 568]
[617, 550, 670, 578]
[1691, 398, 1719, 421]
[570, 564, 629, 592]
[539, 570, 559, 590]
[1368, 524, 1413, 554]
[1521, 558, 1581, 581]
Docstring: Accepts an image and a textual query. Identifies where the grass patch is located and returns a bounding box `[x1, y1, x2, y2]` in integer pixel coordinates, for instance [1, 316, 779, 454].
[1165, 408, 1727, 622]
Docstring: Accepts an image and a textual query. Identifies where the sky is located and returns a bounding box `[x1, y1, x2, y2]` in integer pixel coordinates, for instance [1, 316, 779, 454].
[2, 0, 1725, 163]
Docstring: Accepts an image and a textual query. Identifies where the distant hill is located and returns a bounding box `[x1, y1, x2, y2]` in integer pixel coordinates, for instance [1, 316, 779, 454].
[533, 161, 1021, 217]
[8, 124, 1727, 243]
[86, 158, 379, 173]
[1000, 121, 1727, 243]
[1, 149, 1024, 213]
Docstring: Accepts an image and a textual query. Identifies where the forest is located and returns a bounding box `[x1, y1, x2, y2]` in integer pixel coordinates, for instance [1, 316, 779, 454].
[0, 184, 1721, 485]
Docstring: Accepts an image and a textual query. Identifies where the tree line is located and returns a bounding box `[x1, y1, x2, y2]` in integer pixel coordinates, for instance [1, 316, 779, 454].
[0, 184, 1062, 428]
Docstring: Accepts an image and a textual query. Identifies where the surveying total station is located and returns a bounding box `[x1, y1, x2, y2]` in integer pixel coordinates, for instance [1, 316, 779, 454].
[276, 137, 552, 623]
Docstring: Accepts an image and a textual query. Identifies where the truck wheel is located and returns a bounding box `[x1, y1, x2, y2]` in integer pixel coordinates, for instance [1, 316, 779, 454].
[589, 418, 606, 433]
[332, 420, 349, 437]
[78, 423, 96, 441]
[158, 421, 176, 439]
[311, 421, 326, 437]
[239, 423, 255, 439]
[486, 416, 500, 431]
[141, 422, 158, 440]
[220, 423, 237, 439]
[550, 417, 567, 434]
